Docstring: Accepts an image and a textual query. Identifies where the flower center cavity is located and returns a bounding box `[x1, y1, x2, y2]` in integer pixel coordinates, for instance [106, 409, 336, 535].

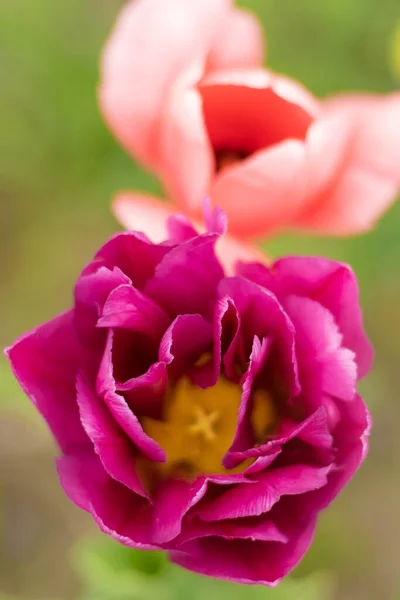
[141, 375, 278, 479]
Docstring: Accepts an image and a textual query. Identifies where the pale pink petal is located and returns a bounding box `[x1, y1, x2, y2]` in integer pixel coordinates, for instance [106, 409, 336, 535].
[206, 8, 265, 72]
[294, 92, 400, 235]
[112, 193, 175, 242]
[159, 85, 214, 213]
[99, 0, 230, 168]
[211, 140, 308, 238]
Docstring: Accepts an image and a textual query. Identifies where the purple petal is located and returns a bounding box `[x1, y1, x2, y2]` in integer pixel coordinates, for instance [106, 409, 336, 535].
[98, 284, 170, 338]
[57, 453, 156, 549]
[285, 295, 357, 403]
[175, 515, 288, 546]
[224, 336, 272, 467]
[190, 296, 239, 389]
[96, 332, 166, 462]
[5, 311, 88, 454]
[167, 213, 199, 242]
[196, 465, 330, 521]
[238, 257, 373, 377]
[159, 314, 212, 381]
[228, 407, 333, 464]
[74, 266, 130, 345]
[218, 277, 300, 398]
[203, 199, 228, 236]
[151, 477, 208, 544]
[76, 374, 149, 498]
[144, 234, 224, 316]
[90, 231, 170, 291]
[170, 518, 317, 585]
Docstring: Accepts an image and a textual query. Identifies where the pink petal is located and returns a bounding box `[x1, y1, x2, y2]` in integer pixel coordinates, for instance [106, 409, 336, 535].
[159, 84, 214, 214]
[211, 140, 308, 238]
[206, 8, 265, 71]
[99, 0, 230, 168]
[295, 92, 400, 235]
[5, 311, 88, 454]
[113, 193, 177, 243]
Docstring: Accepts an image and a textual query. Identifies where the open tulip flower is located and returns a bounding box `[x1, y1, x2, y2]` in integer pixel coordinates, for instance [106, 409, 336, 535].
[7, 204, 372, 585]
[100, 0, 400, 243]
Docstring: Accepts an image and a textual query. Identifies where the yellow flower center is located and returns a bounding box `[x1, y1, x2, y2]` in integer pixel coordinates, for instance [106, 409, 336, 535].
[141, 375, 278, 479]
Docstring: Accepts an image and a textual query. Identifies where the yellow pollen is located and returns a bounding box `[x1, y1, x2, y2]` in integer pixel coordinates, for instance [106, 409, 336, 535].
[141, 374, 278, 479]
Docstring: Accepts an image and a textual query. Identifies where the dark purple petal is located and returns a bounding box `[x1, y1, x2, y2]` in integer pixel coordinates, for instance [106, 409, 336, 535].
[57, 453, 156, 549]
[170, 518, 317, 585]
[218, 277, 300, 398]
[224, 336, 272, 467]
[144, 234, 224, 316]
[196, 465, 330, 521]
[190, 296, 240, 389]
[98, 283, 170, 338]
[96, 332, 166, 461]
[5, 311, 89, 454]
[159, 314, 213, 381]
[175, 515, 288, 545]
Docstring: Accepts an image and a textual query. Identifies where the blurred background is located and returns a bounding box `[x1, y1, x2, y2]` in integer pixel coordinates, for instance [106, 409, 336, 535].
[1, 1, 399, 599]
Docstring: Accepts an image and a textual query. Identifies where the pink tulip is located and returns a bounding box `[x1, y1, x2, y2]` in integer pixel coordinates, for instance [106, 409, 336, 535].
[100, 0, 400, 241]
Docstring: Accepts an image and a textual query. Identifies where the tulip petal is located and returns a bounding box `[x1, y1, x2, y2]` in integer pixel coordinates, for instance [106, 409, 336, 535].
[98, 283, 170, 338]
[76, 374, 149, 497]
[99, 0, 230, 167]
[144, 234, 224, 316]
[5, 311, 88, 454]
[170, 518, 317, 585]
[57, 453, 156, 549]
[211, 140, 308, 238]
[197, 465, 330, 521]
[295, 93, 400, 234]
[159, 85, 214, 213]
[151, 477, 208, 544]
[113, 192, 266, 274]
[237, 257, 373, 378]
[207, 8, 265, 71]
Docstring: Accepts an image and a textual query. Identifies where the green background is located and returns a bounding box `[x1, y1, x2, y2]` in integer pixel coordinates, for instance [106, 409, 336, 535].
[1, 1, 399, 599]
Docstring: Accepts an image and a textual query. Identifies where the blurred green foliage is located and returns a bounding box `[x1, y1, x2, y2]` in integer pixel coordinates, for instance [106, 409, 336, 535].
[390, 21, 400, 80]
[1, 1, 400, 599]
